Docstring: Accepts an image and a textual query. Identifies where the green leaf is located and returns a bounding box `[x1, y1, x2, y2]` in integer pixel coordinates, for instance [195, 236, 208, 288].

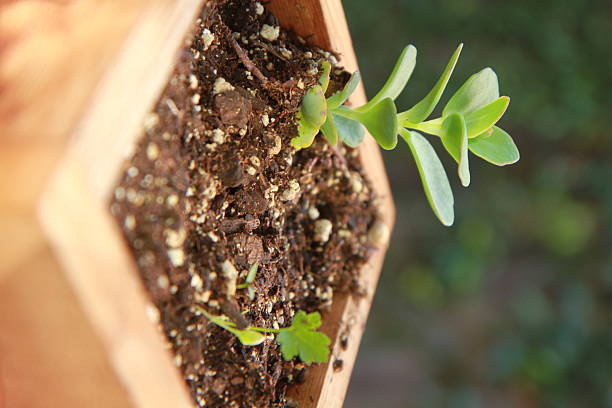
[357, 45, 417, 112]
[469, 126, 520, 166]
[200, 310, 266, 346]
[443, 67, 500, 116]
[247, 286, 255, 300]
[327, 71, 361, 110]
[335, 98, 398, 150]
[292, 85, 327, 149]
[318, 60, 331, 93]
[441, 113, 470, 187]
[465, 96, 509, 138]
[333, 112, 365, 147]
[276, 311, 331, 364]
[300, 85, 327, 128]
[228, 326, 266, 346]
[291, 119, 319, 150]
[245, 262, 259, 284]
[399, 43, 463, 124]
[401, 129, 454, 226]
[321, 113, 339, 145]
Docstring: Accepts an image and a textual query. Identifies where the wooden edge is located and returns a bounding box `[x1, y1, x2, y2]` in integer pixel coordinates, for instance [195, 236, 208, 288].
[268, 1, 396, 407]
[39, 1, 205, 407]
[40, 1, 395, 408]
[39, 159, 193, 408]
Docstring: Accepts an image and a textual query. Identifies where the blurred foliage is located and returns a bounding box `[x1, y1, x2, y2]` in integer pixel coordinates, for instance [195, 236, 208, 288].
[344, 0, 612, 407]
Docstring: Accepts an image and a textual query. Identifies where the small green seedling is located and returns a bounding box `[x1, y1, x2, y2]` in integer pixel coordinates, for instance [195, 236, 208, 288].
[194, 305, 331, 364]
[295, 44, 520, 226]
[236, 262, 259, 300]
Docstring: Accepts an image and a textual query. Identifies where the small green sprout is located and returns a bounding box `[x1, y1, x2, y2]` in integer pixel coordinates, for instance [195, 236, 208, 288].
[295, 44, 520, 226]
[194, 306, 331, 365]
[236, 262, 259, 300]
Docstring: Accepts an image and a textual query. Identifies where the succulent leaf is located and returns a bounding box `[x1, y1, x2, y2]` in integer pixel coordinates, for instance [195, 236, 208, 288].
[399, 43, 463, 124]
[469, 126, 520, 166]
[401, 129, 455, 226]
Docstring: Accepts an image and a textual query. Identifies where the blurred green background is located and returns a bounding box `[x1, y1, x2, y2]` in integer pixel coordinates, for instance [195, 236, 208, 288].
[343, 0, 612, 407]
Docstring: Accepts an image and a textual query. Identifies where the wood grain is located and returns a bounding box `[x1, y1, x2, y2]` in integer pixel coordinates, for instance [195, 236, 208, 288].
[0, 1, 176, 407]
[40, 2, 207, 407]
[0, 244, 132, 408]
[38, 1, 395, 408]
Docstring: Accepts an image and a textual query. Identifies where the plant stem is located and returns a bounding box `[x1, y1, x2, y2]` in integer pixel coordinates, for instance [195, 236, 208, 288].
[401, 117, 443, 136]
[194, 304, 282, 333]
[332, 107, 362, 122]
[249, 326, 282, 334]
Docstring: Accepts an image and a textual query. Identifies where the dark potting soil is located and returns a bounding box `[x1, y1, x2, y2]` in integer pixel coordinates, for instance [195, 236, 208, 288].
[110, 1, 379, 406]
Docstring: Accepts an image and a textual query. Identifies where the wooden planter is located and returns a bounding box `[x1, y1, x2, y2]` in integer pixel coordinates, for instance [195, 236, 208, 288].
[39, 1, 395, 407]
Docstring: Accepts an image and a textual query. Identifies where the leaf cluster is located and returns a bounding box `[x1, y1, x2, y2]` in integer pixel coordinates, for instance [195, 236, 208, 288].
[295, 44, 520, 225]
[195, 306, 330, 365]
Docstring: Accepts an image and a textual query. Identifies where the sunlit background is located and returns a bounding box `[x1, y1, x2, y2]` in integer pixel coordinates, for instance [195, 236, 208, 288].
[344, 0, 612, 407]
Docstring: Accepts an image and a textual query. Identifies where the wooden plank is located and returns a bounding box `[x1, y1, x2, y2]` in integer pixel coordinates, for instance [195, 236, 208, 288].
[40, 1, 395, 408]
[0, 244, 132, 408]
[40, 1, 208, 408]
[0, 1, 181, 407]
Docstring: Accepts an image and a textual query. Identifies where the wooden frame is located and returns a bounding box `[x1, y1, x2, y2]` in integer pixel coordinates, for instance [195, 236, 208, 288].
[39, 1, 395, 407]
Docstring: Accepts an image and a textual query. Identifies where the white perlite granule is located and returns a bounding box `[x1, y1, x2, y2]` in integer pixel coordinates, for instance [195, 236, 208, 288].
[260, 24, 280, 41]
[313, 219, 333, 243]
[213, 77, 234, 95]
[201, 29, 214, 50]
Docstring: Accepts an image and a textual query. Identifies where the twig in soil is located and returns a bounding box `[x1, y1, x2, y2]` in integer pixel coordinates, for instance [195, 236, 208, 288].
[330, 144, 348, 168]
[230, 36, 268, 85]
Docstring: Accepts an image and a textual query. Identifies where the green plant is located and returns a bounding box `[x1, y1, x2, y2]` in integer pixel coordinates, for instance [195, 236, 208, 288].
[294, 44, 520, 226]
[236, 262, 259, 300]
[193, 305, 331, 365]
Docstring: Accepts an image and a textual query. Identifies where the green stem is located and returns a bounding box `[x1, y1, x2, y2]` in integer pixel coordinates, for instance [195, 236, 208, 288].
[194, 304, 283, 333]
[249, 326, 282, 334]
[331, 106, 362, 121]
[400, 117, 444, 136]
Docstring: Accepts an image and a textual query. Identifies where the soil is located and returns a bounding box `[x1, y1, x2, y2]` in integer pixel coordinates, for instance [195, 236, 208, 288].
[110, 1, 379, 407]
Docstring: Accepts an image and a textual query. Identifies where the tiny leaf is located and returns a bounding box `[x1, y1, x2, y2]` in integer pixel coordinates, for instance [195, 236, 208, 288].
[247, 286, 255, 300]
[357, 45, 417, 112]
[201, 310, 266, 346]
[229, 327, 266, 346]
[276, 311, 331, 364]
[246, 262, 258, 284]
[327, 71, 361, 110]
[321, 113, 339, 145]
[441, 113, 470, 187]
[400, 43, 463, 124]
[469, 126, 520, 166]
[464, 96, 509, 138]
[334, 112, 365, 147]
[401, 129, 454, 226]
[318, 60, 331, 93]
[443, 67, 500, 116]
[292, 85, 327, 149]
[299, 85, 327, 128]
[291, 119, 319, 150]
